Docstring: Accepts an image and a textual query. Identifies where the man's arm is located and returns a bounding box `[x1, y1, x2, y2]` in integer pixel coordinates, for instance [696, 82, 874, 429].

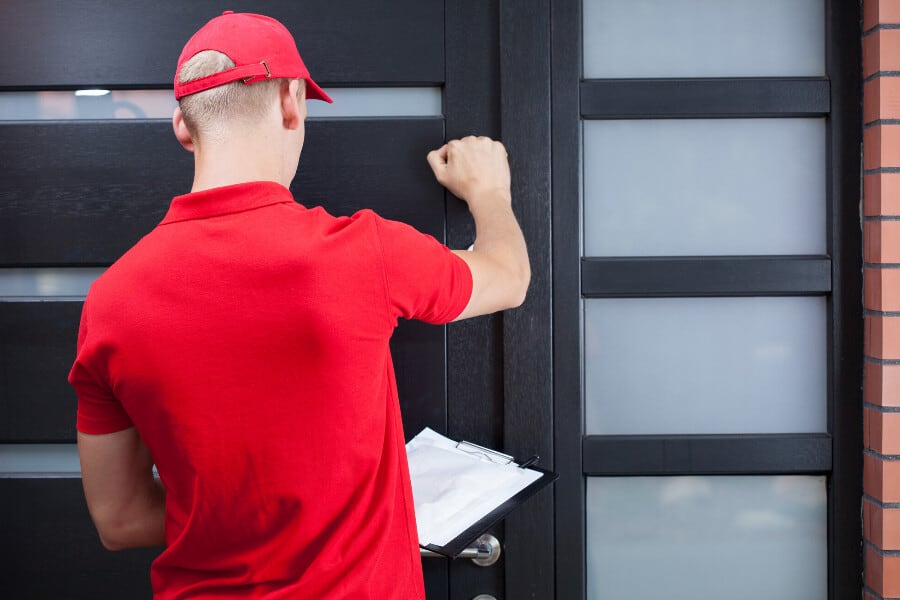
[426, 136, 530, 320]
[78, 427, 166, 550]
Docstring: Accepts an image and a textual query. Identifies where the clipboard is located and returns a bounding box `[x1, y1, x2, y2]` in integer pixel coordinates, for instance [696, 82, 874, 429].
[406, 428, 558, 558]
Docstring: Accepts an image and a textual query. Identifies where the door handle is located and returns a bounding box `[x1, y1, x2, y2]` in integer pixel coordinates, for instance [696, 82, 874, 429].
[419, 533, 501, 567]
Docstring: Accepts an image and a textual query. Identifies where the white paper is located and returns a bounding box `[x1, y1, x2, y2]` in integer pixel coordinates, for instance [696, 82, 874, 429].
[406, 427, 542, 547]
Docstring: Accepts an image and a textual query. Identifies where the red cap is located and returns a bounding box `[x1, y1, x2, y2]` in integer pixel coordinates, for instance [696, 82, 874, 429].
[174, 11, 332, 103]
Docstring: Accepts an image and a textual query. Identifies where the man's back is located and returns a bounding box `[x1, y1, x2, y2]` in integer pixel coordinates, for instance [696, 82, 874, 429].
[73, 181, 471, 598]
[71, 12, 528, 598]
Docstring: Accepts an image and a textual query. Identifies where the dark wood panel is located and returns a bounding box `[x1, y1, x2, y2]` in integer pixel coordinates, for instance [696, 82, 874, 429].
[583, 434, 833, 476]
[393, 319, 447, 445]
[581, 78, 830, 119]
[0, 478, 159, 598]
[500, 2, 556, 599]
[0, 0, 442, 89]
[0, 118, 445, 266]
[445, 1, 504, 597]
[0, 302, 82, 442]
[295, 118, 446, 240]
[582, 256, 832, 297]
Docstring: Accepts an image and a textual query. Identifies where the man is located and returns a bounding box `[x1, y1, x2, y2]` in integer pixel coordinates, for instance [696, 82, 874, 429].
[69, 11, 528, 599]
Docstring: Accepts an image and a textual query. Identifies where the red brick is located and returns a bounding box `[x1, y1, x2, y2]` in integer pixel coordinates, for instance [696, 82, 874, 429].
[866, 267, 900, 312]
[863, 268, 900, 312]
[865, 221, 900, 263]
[864, 30, 900, 77]
[867, 315, 900, 359]
[866, 543, 900, 596]
[865, 452, 900, 502]
[865, 77, 900, 124]
[865, 173, 900, 217]
[866, 407, 900, 455]
[888, 508, 900, 550]
[867, 497, 885, 548]
[866, 362, 900, 408]
[865, 0, 900, 30]
[865, 125, 900, 171]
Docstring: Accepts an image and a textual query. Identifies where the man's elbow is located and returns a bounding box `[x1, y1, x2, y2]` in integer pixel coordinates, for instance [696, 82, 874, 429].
[99, 534, 127, 552]
[91, 509, 151, 551]
[94, 518, 131, 551]
[507, 264, 531, 309]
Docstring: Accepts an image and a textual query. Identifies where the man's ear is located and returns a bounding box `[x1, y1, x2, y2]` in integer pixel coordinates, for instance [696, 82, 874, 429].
[280, 79, 304, 131]
[172, 106, 195, 153]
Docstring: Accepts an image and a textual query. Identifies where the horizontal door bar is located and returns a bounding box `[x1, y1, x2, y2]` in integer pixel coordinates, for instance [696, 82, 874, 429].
[583, 433, 832, 476]
[581, 78, 830, 119]
[581, 256, 832, 297]
[4, 0, 443, 88]
[0, 118, 445, 266]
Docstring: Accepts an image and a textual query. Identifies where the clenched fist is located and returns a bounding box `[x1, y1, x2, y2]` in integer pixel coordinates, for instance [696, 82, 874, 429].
[426, 136, 511, 209]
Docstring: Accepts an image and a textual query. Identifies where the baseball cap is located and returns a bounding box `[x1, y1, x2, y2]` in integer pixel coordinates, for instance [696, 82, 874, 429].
[174, 11, 332, 103]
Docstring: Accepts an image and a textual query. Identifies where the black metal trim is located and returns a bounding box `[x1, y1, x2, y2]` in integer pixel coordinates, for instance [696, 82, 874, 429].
[583, 434, 833, 476]
[826, 0, 864, 597]
[582, 256, 832, 297]
[581, 78, 830, 119]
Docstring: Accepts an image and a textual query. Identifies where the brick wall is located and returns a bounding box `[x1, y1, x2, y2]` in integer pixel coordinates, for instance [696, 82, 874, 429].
[864, 1, 900, 598]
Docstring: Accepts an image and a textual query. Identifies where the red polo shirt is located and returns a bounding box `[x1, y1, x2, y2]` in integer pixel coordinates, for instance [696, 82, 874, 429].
[69, 181, 472, 599]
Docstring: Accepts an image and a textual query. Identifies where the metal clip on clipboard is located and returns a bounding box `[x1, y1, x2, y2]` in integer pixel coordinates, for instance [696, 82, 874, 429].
[454, 439, 516, 465]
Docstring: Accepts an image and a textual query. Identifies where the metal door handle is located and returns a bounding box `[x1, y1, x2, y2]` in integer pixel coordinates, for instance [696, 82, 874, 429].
[419, 533, 501, 567]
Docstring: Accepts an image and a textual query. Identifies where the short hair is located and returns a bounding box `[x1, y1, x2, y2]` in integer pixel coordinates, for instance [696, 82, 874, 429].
[177, 50, 301, 137]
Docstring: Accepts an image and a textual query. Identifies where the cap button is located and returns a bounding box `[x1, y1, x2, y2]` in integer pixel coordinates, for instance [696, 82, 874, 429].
[222, 10, 235, 15]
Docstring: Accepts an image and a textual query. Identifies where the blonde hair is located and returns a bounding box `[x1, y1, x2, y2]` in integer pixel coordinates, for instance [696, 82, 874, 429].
[178, 50, 298, 137]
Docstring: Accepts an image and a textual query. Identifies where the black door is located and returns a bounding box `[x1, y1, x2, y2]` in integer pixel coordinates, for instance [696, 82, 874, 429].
[0, 2, 555, 599]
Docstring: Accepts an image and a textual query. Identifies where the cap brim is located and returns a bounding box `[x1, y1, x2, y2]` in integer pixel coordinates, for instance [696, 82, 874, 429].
[305, 78, 333, 103]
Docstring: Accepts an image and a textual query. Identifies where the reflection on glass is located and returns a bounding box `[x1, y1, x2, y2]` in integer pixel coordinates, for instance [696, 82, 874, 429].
[583, 0, 824, 78]
[586, 476, 827, 600]
[583, 118, 826, 257]
[584, 297, 826, 435]
[0, 90, 176, 120]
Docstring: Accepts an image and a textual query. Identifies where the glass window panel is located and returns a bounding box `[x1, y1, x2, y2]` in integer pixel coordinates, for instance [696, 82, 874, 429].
[0, 444, 81, 477]
[583, 0, 825, 78]
[0, 87, 442, 120]
[583, 118, 826, 257]
[584, 297, 826, 435]
[0, 268, 103, 300]
[586, 476, 827, 600]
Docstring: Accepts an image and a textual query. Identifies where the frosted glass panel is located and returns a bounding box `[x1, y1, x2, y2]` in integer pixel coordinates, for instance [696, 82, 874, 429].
[584, 0, 824, 78]
[584, 297, 826, 434]
[586, 476, 827, 600]
[583, 119, 826, 257]
[0, 268, 104, 300]
[0, 445, 81, 477]
[0, 87, 442, 120]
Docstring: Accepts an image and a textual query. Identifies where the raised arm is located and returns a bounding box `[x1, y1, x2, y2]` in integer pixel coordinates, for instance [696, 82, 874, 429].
[78, 427, 166, 550]
[426, 136, 530, 320]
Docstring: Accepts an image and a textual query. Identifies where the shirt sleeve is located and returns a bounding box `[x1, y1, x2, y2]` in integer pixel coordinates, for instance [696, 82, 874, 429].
[68, 299, 134, 435]
[372, 213, 473, 325]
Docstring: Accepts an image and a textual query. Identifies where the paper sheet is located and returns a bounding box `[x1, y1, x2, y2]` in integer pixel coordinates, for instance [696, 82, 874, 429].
[406, 427, 542, 547]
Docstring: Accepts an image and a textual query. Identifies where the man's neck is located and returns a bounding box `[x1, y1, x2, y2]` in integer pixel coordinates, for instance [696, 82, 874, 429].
[190, 131, 290, 193]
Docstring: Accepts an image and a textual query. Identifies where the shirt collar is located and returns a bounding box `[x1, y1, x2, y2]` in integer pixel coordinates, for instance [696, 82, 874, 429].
[160, 181, 300, 225]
